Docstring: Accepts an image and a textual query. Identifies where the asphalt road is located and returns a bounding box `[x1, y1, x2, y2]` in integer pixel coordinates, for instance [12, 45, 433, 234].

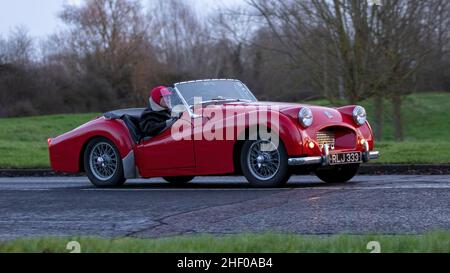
[0, 175, 449, 239]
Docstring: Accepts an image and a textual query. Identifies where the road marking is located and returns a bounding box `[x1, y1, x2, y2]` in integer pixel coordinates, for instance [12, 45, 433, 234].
[0, 189, 52, 191]
[82, 188, 288, 191]
[81, 184, 450, 191]
[1, 184, 450, 191]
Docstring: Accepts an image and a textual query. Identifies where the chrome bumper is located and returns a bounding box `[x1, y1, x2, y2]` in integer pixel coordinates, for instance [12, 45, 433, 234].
[288, 142, 380, 166]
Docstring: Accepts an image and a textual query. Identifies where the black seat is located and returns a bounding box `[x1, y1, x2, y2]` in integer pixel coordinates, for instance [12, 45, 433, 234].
[104, 108, 174, 143]
[104, 108, 145, 143]
[121, 115, 143, 143]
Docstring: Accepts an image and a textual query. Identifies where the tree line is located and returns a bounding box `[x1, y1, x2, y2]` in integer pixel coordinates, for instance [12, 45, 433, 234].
[0, 0, 449, 141]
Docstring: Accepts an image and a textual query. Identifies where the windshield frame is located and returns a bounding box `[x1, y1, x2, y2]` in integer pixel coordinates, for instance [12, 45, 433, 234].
[173, 79, 258, 118]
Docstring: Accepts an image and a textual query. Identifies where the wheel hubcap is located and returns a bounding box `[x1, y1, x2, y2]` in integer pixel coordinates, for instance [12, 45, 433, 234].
[89, 142, 118, 181]
[247, 140, 281, 181]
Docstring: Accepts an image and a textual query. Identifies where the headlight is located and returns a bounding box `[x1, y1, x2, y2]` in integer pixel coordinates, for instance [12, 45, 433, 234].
[353, 106, 367, 126]
[298, 107, 313, 127]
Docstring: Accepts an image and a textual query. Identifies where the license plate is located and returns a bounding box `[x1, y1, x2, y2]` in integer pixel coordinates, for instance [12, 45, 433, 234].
[329, 152, 362, 165]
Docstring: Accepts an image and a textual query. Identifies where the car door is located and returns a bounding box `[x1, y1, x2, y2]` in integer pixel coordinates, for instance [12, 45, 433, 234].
[135, 111, 195, 173]
[191, 106, 236, 174]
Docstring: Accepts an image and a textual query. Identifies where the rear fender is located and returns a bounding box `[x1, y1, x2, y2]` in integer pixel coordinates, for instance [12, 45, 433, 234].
[49, 117, 135, 174]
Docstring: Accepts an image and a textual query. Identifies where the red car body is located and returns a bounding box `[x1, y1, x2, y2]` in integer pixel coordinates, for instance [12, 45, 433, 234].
[48, 79, 379, 187]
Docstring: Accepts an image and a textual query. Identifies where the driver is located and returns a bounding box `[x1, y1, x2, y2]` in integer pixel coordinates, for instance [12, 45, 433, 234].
[140, 86, 177, 137]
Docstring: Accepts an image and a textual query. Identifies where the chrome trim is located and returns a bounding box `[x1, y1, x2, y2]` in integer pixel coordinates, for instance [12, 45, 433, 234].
[122, 150, 137, 179]
[368, 151, 380, 160]
[288, 144, 380, 166]
[288, 157, 323, 166]
[363, 140, 370, 152]
[174, 78, 241, 86]
[317, 130, 335, 150]
[173, 85, 193, 117]
[361, 141, 379, 162]
[89, 142, 118, 181]
[322, 144, 330, 166]
[173, 79, 258, 118]
[352, 106, 367, 126]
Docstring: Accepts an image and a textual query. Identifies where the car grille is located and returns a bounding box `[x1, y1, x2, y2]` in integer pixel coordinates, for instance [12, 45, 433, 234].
[316, 130, 335, 150]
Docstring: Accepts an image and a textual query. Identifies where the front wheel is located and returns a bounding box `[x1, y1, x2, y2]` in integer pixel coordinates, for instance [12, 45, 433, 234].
[84, 137, 126, 188]
[163, 176, 195, 185]
[315, 164, 360, 184]
[241, 139, 291, 188]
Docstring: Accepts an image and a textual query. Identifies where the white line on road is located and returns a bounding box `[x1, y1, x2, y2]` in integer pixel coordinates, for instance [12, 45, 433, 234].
[1, 184, 450, 191]
[82, 188, 288, 191]
[82, 185, 450, 191]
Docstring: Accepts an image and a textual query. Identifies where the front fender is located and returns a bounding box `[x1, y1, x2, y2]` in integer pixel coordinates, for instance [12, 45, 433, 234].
[337, 105, 375, 150]
[229, 109, 303, 156]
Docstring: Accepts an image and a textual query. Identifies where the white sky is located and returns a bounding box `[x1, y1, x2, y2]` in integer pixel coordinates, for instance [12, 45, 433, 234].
[0, 0, 245, 38]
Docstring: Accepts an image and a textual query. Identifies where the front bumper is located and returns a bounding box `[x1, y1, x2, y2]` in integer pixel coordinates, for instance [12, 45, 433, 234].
[288, 142, 380, 166]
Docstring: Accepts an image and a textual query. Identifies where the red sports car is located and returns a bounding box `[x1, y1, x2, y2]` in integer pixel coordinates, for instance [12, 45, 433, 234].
[48, 79, 379, 188]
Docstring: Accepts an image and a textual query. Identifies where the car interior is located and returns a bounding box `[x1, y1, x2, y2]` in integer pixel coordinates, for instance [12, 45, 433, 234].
[103, 108, 146, 143]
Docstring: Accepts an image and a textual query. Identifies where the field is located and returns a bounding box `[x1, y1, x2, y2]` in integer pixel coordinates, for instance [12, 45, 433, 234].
[0, 92, 449, 169]
[1, 231, 448, 253]
[0, 113, 98, 169]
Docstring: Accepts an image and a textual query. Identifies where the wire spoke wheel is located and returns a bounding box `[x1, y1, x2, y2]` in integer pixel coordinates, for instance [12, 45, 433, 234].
[89, 142, 118, 181]
[246, 140, 281, 181]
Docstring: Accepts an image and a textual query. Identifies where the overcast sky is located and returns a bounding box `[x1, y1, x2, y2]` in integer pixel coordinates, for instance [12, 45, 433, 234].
[0, 0, 244, 38]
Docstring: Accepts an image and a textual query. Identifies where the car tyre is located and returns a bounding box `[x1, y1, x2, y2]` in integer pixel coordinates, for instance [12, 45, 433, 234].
[84, 137, 126, 188]
[163, 176, 195, 185]
[315, 164, 360, 184]
[241, 139, 291, 188]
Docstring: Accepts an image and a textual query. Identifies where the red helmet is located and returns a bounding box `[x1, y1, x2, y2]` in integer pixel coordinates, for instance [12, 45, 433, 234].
[150, 86, 172, 108]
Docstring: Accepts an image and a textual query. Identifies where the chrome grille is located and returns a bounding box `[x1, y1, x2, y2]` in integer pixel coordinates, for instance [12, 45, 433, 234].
[316, 130, 335, 150]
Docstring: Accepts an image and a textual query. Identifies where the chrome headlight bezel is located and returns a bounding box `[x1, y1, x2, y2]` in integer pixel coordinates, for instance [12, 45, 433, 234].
[298, 107, 313, 128]
[353, 106, 367, 126]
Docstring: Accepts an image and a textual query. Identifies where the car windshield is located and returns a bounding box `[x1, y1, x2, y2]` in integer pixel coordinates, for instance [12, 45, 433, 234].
[174, 80, 257, 106]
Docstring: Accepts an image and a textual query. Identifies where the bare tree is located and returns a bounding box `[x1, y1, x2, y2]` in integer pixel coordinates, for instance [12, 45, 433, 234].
[59, 0, 155, 107]
[0, 26, 34, 65]
[148, 0, 222, 80]
[236, 0, 441, 140]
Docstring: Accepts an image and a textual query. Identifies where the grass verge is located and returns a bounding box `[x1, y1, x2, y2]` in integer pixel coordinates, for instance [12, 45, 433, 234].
[1, 232, 449, 253]
[0, 113, 98, 169]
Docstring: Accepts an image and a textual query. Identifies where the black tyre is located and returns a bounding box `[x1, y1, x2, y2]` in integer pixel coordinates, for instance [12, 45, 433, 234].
[163, 176, 195, 185]
[84, 137, 126, 188]
[315, 164, 360, 184]
[241, 139, 291, 188]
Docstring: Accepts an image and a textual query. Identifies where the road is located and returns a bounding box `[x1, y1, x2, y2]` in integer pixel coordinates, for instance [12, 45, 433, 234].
[0, 175, 449, 239]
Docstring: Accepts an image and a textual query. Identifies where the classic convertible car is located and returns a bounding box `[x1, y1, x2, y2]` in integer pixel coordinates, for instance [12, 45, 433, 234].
[48, 79, 379, 188]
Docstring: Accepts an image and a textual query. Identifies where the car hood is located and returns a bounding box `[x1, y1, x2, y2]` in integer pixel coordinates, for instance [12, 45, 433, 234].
[221, 101, 343, 122]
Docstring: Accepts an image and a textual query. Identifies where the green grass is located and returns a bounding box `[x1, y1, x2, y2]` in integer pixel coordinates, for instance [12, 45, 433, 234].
[376, 141, 450, 164]
[311, 92, 450, 142]
[307, 92, 450, 164]
[0, 113, 99, 168]
[0, 92, 448, 168]
[1, 232, 449, 253]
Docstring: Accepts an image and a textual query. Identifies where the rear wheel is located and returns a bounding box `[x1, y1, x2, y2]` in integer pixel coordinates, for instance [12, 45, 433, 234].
[241, 139, 291, 187]
[84, 137, 126, 187]
[315, 164, 359, 184]
[163, 176, 195, 185]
